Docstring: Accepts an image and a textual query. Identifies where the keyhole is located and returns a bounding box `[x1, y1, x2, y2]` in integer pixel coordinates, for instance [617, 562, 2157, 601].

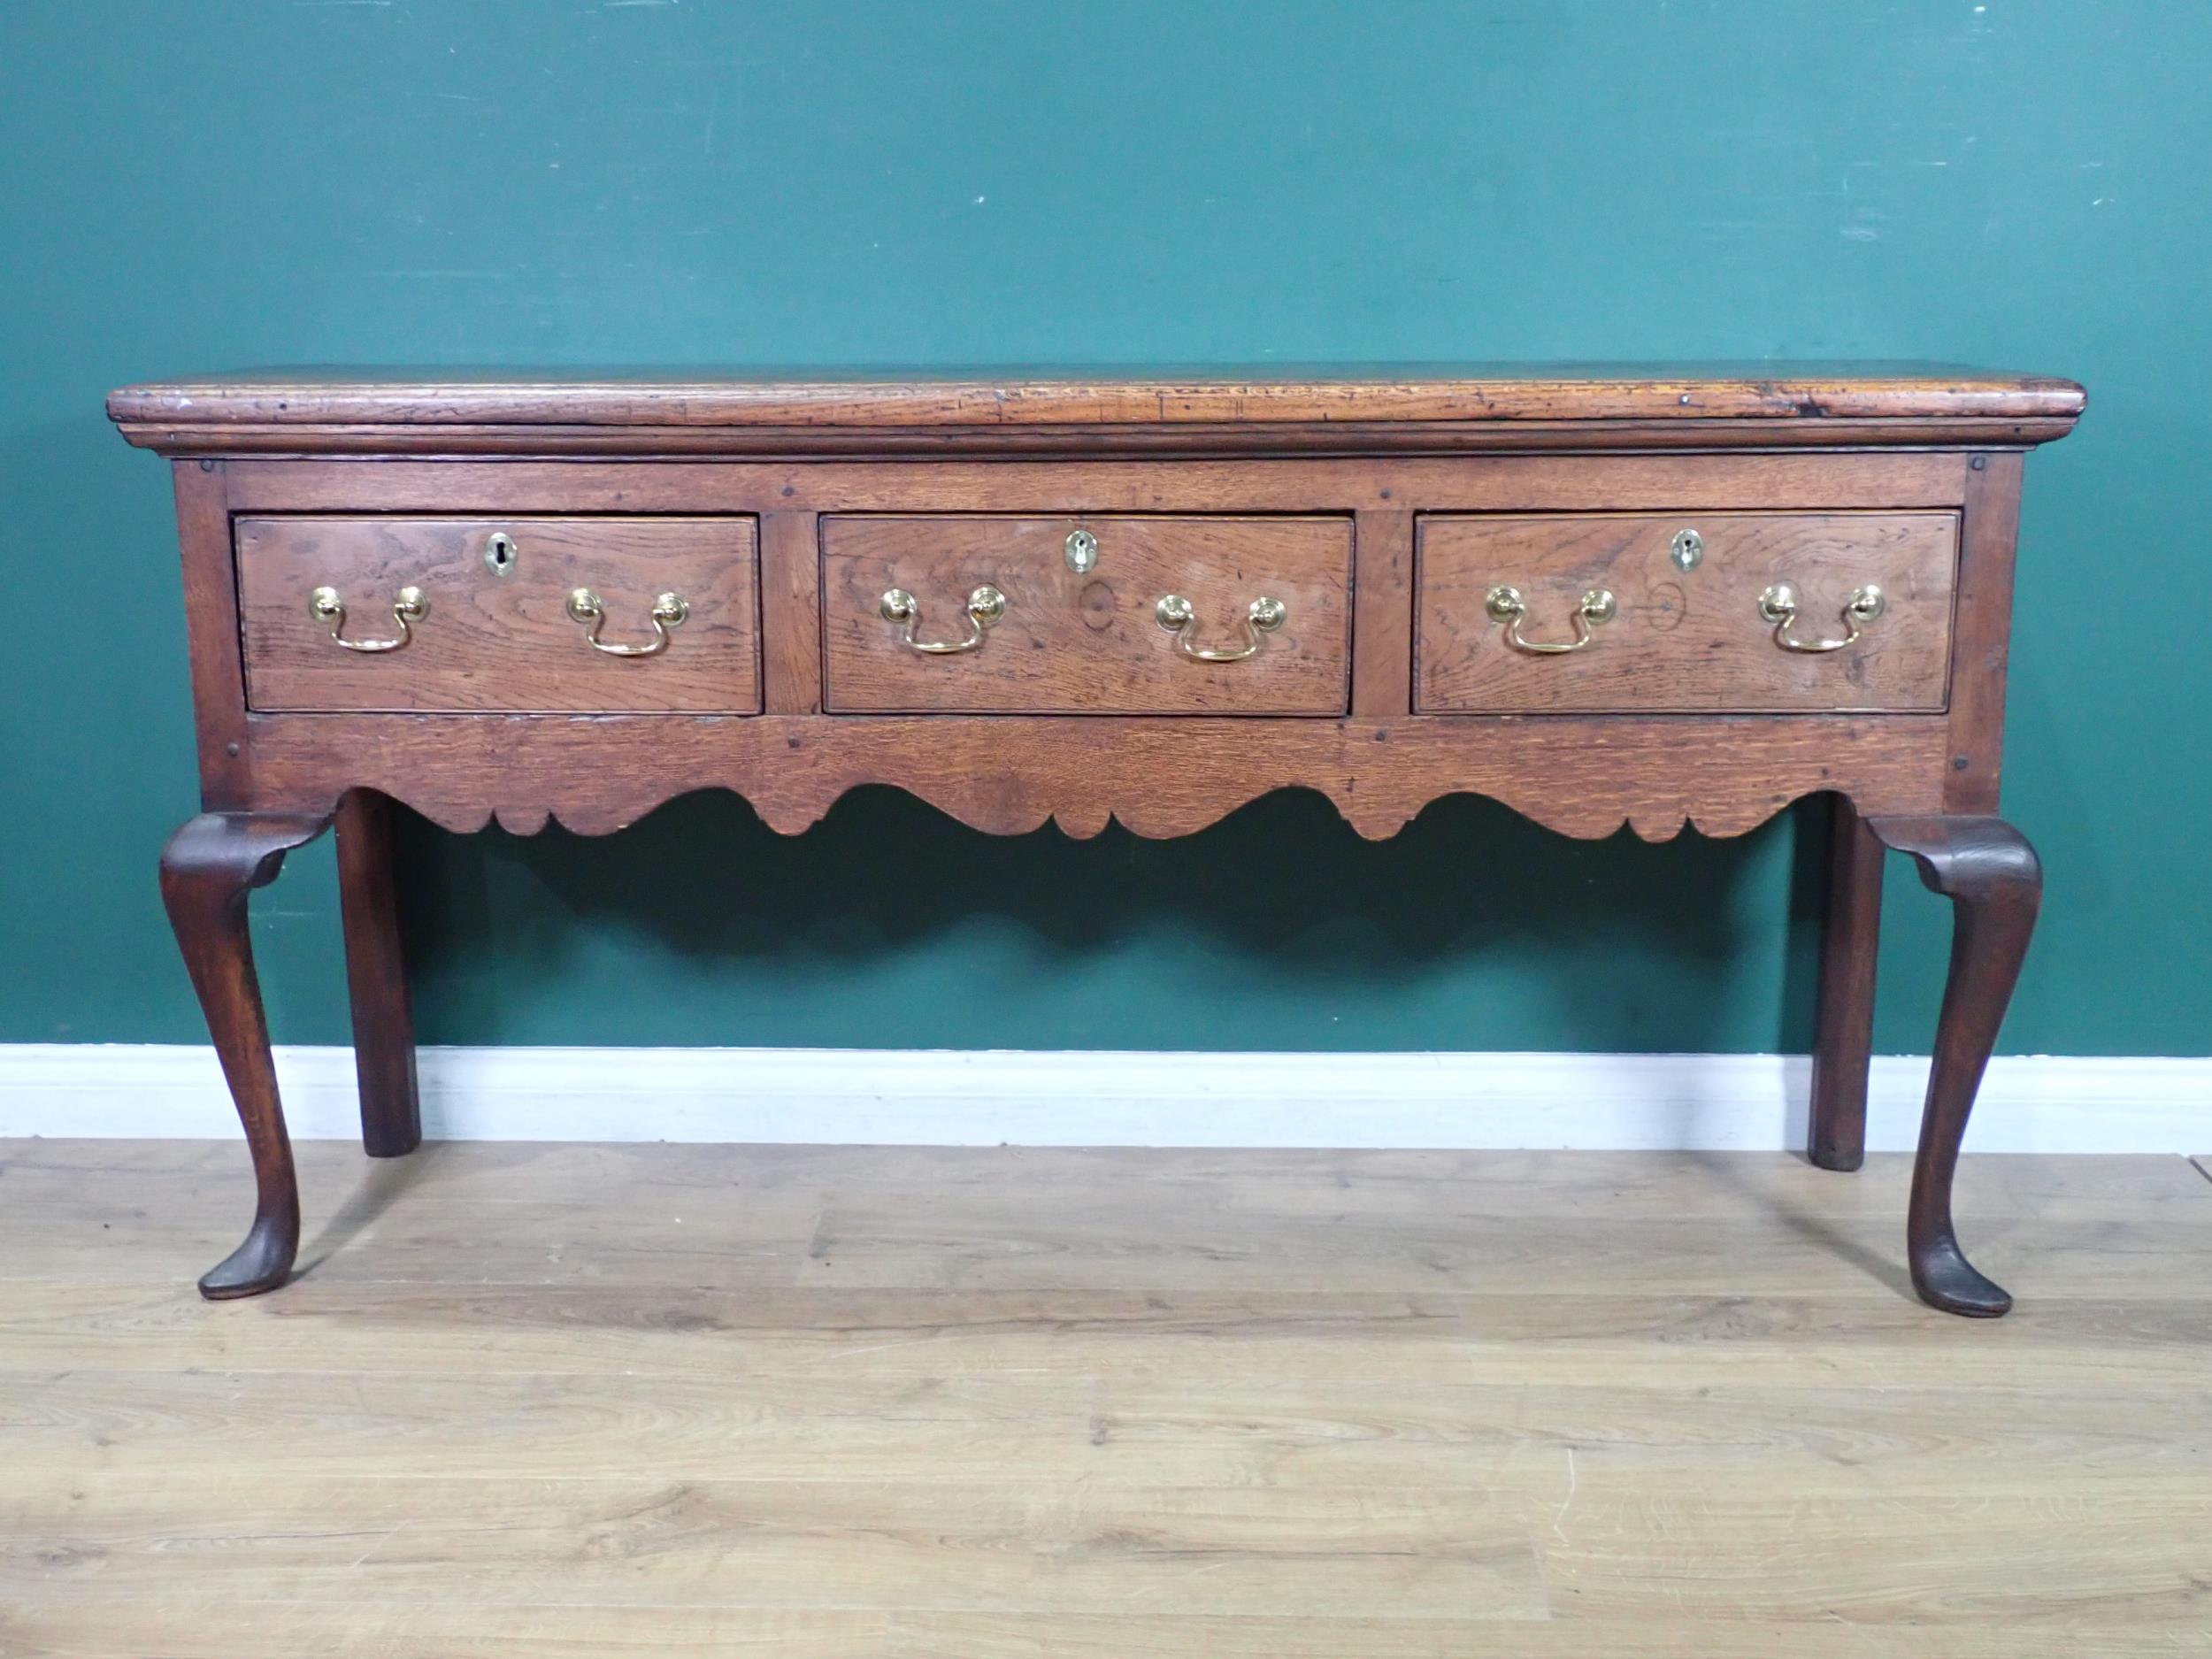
[484, 532, 518, 576]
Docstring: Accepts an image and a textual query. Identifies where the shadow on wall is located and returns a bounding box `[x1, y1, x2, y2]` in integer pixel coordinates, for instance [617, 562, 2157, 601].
[392, 783, 1834, 1055]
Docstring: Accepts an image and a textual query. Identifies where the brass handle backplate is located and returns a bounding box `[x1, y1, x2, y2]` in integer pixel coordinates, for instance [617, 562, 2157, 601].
[1154, 594, 1286, 662]
[309, 585, 426, 654]
[1485, 585, 1616, 655]
[1757, 582, 1886, 653]
[566, 588, 689, 657]
[881, 585, 1006, 655]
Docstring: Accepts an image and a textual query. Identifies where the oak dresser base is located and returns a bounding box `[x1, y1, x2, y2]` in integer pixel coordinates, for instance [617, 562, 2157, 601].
[113, 366, 2083, 1312]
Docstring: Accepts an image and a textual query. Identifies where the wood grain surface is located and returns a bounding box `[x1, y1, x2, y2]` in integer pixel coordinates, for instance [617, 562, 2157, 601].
[236, 516, 762, 712]
[230, 712, 1955, 841]
[219, 451, 1978, 517]
[1417, 511, 1957, 713]
[332, 790, 419, 1158]
[822, 514, 1352, 714]
[1809, 796, 1885, 1171]
[165, 443, 1996, 838]
[2, 1139, 2204, 1656]
[107, 365, 2087, 460]
[1350, 509, 1416, 716]
[760, 510, 825, 714]
[1944, 454, 2026, 812]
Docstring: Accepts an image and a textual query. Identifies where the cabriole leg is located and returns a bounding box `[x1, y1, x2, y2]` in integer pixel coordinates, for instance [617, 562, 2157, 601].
[335, 789, 421, 1157]
[1809, 795, 1884, 1171]
[1865, 815, 2042, 1317]
[159, 811, 332, 1299]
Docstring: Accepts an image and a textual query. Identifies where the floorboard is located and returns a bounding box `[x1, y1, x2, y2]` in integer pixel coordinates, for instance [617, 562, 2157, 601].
[2, 1141, 2207, 1655]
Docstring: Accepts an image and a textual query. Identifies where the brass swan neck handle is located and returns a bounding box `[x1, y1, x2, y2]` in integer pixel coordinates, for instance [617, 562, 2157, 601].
[1485, 585, 1615, 655]
[1757, 582, 1885, 653]
[1155, 594, 1286, 662]
[309, 585, 427, 654]
[880, 585, 1007, 655]
[566, 588, 689, 657]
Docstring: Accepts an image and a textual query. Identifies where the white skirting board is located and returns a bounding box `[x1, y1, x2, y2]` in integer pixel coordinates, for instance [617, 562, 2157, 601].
[0, 1045, 2204, 1151]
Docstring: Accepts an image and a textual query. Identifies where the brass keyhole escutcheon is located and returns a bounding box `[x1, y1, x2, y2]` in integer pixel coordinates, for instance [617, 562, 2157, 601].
[1064, 529, 1099, 573]
[483, 532, 518, 577]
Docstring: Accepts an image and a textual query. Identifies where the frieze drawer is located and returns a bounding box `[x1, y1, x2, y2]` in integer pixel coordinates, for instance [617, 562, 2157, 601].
[236, 515, 762, 713]
[821, 513, 1353, 715]
[1416, 511, 1958, 714]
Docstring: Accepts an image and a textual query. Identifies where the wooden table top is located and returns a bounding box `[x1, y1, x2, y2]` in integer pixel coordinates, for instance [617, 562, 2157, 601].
[110, 363, 2084, 434]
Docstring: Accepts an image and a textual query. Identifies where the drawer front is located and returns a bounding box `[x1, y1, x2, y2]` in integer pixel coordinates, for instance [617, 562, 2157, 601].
[237, 516, 761, 712]
[822, 514, 1352, 714]
[1416, 511, 1957, 713]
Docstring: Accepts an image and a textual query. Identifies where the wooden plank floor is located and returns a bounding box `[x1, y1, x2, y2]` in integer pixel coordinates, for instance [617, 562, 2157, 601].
[3, 1141, 2208, 1656]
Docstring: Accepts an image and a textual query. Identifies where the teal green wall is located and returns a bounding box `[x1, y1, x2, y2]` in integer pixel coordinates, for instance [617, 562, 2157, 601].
[3, 2, 2206, 1056]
